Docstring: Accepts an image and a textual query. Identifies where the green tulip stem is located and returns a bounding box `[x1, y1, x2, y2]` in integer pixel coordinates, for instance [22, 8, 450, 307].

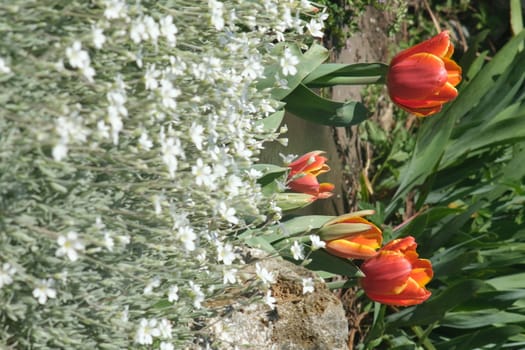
[411, 325, 437, 350]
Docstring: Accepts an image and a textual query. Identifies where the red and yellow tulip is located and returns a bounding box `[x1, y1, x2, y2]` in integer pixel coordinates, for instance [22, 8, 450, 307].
[287, 151, 334, 200]
[387, 31, 462, 117]
[319, 210, 383, 260]
[360, 236, 433, 306]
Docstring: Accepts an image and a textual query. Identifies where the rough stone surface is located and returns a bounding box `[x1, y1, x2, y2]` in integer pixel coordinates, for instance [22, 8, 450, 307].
[206, 258, 348, 349]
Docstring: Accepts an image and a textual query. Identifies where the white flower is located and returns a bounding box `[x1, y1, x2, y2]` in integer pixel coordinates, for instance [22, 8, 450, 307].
[0, 263, 16, 289]
[144, 64, 160, 90]
[143, 277, 161, 295]
[134, 318, 161, 345]
[56, 231, 85, 262]
[208, 0, 224, 31]
[158, 318, 172, 339]
[144, 16, 160, 43]
[300, 0, 317, 12]
[306, 19, 324, 38]
[264, 289, 276, 310]
[138, 131, 153, 150]
[103, 232, 114, 252]
[97, 120, 110, 139]
[280, 48, 299, 76]
[255, 263, 275, 286]
[0, 57, 11, 74]
[168, 285, 179, 302]
[130, 18, 148, 44]
[52, 142, 68, 161]
[161, 134, 184, 178]
[223, 268, 237, 285]
[160, 342, 174, 350]
[189, 123, 205, 150]
[189, 281, 205, 309]
[225, 175, 243, 196]
[66, 41, 89, 69]
[309, 234, 326, 250]
[290, 240, 305, 261]
[302, 277, 315, 294]
[160, 15, 178, 47]
[175, 225, 197, 252]
[246, 168, 263, 179]
[104, 0, 126, 19]
[159, 79, 181, 110]
[192, 158, 213, 188]
[216, 243, 236, 265]
[32, 279, 57, 304]
[92, 26, 106, 49]
[217, 201, 238, 225]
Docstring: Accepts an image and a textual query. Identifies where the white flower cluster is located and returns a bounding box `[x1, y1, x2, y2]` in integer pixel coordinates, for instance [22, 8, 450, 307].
[0, 0, 327, 348]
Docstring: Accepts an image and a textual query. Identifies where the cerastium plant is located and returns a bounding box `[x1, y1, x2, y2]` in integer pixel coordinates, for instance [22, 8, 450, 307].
[0, 0, 326, 348]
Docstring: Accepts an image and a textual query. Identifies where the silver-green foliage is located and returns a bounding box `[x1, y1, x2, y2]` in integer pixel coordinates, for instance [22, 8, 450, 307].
[0, 0, 324, 348]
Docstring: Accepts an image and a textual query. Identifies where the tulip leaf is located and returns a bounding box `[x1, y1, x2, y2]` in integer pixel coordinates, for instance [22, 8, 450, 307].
[305, 249, 361, 277]
[511, 0, 523, 35]
[283, 83, 371, 126]
[442, 310, 525, 329]
[274, 193, 316, 211]
[303, 63, 388, 87]
[239, 215, 334, 246]
[486, 272, 525, 290]
[385, 279, 486, 328]
[256, 43, 329, 100]
[255, 109, 285, 133]
[434, 326, 522, 350]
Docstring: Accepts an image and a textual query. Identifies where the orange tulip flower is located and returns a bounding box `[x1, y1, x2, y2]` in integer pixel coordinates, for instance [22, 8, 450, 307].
[287, 151, 334, 200]
[319, 210, 383, 259]
[360, 236, 433, 306]
[387, 31, 462, 117]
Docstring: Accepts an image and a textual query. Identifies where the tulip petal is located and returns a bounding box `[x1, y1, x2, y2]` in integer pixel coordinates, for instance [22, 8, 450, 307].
[325, 238, 379, 259]
[443, 57, 462, 86]
[288, 173, 320, 195]
[360, 252, 412, 291]
[391, 31, 452, 66]
[382, 236, 417, 252]
[410, 258, 433, 287]
[388, 53, 449, 100]
[364, 277, 431, 306]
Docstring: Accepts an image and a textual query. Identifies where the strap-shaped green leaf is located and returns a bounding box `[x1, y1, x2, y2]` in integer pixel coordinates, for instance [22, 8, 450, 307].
[283, 83, 370, 126]
[303, 62, 388, 87]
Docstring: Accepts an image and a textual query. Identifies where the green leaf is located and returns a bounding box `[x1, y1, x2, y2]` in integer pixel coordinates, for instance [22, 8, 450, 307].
[487, 272, 525, 290]
[434, 326, 522, 350]
[511, 0, 523, 35]
[283, 83, 370, 126]
[274, 192, 315, 211]
[255, 109, 285, 133]
[442, 310, 525, 329]
[305, 249, 361, 277]
[256, 43, 329, 100]
[303, 63, 388, 87]
[385, 279, 486, 328]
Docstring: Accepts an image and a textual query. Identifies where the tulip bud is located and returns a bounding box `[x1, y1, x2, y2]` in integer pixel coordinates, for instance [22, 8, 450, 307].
[360, 236, 433, 306]
[319, 210, 382, 260]
[387, 31, 462, 116]
[286, 151, 334, 201]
